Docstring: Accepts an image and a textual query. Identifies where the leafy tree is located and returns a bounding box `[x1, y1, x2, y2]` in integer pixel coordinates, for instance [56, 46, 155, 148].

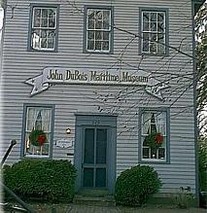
[195, 2, 207, 135]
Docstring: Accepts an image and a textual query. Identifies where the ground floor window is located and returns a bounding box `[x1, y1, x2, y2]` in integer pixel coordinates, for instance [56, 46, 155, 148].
[140, 108, 169, 162]
[23, 104, 54, 157]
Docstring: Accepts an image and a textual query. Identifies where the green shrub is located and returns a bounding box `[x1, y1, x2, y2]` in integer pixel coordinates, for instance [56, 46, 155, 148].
[115, 165, 162, 206]
[3, 159, 76, 203]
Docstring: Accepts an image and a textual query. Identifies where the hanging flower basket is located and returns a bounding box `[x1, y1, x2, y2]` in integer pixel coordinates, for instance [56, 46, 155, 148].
[145, 132, 164, 150]
[29, 129, 47, 146]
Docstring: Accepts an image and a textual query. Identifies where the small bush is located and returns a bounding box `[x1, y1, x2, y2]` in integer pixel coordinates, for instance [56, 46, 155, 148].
[115, 165, 162, 206]
[3, 159, 76, 203]
[173, 187, 194, 209]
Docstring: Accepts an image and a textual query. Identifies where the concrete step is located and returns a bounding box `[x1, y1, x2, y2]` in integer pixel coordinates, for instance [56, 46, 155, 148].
[73, 195, 116, 207]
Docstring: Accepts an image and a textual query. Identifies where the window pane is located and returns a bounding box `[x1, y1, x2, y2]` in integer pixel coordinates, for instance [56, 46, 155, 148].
[150, 42, 156, 53]
[88, 40, 94, 50]
[31, 30, 40, 49]
[143, 147, 150, 158]
[102, 41, 109, 50]
[95, 20, 102, 29]
[88, 10, 95, 29]
[158, 13, 164, 22]
[42, 9, 48, 18]
[143, 32, 149, 52]
[103, 32, 109, 40]
[143, 21, 149, 31]
[150, 12, 156, 21]
[48, 38, 55, 49]
[95, 31, 102, 40]
[33, 9, 41, 27]
[49, 9, 56, 27]
[151, 20, 157, 31]
[158, 22, 164, 32]
[158, 148, 165, 159]
[41, 38, 47, 48]
[151, 149, 157, 159]
[41, 30, 47, 38]
[41, 10, 48, 27]
[84, 129, 94, 164]
[143, 12, 149, 22]
[103, 11, 110, 29]
[95, 41, 101, 50]
[88, 31, 94, 40]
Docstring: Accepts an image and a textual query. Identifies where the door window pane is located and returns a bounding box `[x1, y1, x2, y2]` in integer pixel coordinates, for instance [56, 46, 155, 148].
[96, 168, 106, 187]
[83, 168, 94, 187]
[84, 129, 94, 164]
[96, 129, 107, 164]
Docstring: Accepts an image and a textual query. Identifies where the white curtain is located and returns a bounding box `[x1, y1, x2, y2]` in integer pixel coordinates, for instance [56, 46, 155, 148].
[154, 112, 166, 135]
[41, 109, 51, 132]
[142, 112, 151, 135]
[26, 108, 40, 131]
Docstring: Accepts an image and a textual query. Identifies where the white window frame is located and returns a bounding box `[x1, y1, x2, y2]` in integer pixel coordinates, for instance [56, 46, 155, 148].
[141, 10, 166, 55]
[23, 106, 54, 158]
[30, 5, 58, 51]
[85, 7, 112, 53]
[140, 109, 169, 162]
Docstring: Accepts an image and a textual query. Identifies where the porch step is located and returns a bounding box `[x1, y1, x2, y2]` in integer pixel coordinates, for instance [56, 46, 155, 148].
[73, 195, 116, 207]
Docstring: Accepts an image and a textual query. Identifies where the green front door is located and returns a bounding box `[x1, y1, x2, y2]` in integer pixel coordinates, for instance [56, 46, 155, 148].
[82, 128, 108, 188]
[75, 115, 117, 193]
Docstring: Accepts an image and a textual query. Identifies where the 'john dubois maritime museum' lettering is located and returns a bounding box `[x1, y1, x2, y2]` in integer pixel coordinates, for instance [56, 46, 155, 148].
[47, 69, 148, 84]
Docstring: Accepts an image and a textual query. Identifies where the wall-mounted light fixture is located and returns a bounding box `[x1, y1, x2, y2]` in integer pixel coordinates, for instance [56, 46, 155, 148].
[66, 128, 71, 134]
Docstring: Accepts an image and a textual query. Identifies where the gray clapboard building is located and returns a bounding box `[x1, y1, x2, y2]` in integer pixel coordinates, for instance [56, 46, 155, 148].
[0, 0, 200, 198]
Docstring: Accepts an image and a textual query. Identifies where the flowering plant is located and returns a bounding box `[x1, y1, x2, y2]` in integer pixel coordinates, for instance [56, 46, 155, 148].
[29, 129, 47, 146]
[145, 132, 164, 149]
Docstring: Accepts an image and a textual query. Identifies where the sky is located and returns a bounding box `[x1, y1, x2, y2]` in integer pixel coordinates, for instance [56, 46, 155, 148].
[0, 8, 3, 38]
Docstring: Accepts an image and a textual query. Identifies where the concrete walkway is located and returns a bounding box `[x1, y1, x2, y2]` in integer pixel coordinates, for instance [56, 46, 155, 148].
[65, 204, 206, 213]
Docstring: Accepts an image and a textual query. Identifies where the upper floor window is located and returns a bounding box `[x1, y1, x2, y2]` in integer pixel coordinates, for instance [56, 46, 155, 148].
[84, 6, 113, 53]
[29, 5, 59, 51]
[140, 109, 169, 163]
[23, 105, 54, 158]
[140, 9, 168, 55]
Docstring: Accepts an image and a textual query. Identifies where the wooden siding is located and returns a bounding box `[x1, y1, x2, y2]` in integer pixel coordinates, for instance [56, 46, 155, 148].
[1, 0, 196, 194]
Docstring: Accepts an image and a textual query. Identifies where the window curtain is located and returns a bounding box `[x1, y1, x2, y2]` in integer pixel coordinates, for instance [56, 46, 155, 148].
[142, 112, 151, 135]
[41, 109, 51, 132]
[154, 112, 166, 135]
[27, 108, 40, 131]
